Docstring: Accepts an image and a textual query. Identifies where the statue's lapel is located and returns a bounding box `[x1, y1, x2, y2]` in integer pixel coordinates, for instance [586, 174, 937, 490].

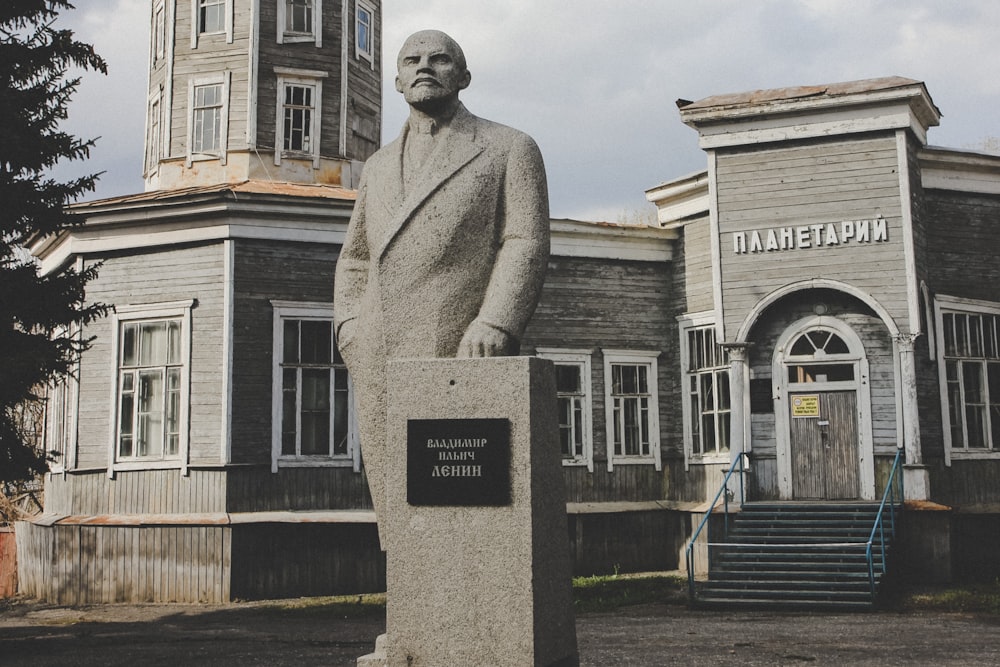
[375, 106, 483, 259]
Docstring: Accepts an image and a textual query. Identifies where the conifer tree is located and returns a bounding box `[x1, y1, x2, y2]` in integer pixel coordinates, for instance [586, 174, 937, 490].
[0, 1, 107, 482]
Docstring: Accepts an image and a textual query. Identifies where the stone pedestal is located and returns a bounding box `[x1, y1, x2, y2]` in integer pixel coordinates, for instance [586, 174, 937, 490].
[362, 356, 578, 667]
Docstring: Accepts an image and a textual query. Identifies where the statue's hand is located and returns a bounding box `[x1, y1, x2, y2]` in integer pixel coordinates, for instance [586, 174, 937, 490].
[457, 321, 512, 358]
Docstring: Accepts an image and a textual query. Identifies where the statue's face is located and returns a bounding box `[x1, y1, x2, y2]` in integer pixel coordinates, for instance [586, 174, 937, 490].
[395, 31, 470, 112]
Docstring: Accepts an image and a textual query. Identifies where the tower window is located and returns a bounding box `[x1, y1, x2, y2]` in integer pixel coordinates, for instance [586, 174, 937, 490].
[356, 1, 375, 64]
[192, 83, 223, 153]
[198, 0, 225, 34]
[287, 0, 312, 34]
[283, 84, 314, 152]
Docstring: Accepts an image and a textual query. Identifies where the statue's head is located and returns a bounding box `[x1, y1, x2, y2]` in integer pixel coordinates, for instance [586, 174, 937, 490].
[394, 30, 471, 113]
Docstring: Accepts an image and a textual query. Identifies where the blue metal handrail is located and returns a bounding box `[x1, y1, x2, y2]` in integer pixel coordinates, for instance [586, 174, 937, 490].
[685, 451, 749, 601]
[865, 447, 904, 601]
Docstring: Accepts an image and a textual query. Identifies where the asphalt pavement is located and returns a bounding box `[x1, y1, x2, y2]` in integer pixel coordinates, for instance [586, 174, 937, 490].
[2, 597, 1000, 666]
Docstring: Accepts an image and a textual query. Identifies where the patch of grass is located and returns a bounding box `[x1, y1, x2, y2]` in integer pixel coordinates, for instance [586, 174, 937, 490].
[899, 581, 1000, 616]
[572, 572, 687, 613]
[258, 593, 387, 618]
[245, 573, 689, 617]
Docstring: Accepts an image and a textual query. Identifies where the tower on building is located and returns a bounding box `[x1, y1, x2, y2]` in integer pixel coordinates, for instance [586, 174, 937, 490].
[144, 0, 381, 191]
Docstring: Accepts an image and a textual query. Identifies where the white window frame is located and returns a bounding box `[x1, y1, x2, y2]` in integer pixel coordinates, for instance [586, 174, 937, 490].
[536, 348, 594, 471]
[271, 301, 360, 473]
[190, 0, 233, 47]
[934, 294, 1000, 463]
[46, 327, 80, 473]
[602, 349, 661, 471]
[355, 0, 375, 66]
[107, 300, 193, 477]
[277, 0, 322, 46]
[679, 314, 731, 467]
[274, 68, 326, 168]
[186, 73, 230, 166]
[145, 91, 163, 176]
[152, 1, 166, 66]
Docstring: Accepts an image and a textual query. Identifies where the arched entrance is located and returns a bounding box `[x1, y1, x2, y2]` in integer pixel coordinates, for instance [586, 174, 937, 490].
[773, 317, 875, 500]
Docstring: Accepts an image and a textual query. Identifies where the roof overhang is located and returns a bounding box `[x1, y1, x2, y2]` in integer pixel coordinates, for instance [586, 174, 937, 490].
[919, 146, 1000, 195]
[31, 183, 680, 275]
[678, 76, 942, 149]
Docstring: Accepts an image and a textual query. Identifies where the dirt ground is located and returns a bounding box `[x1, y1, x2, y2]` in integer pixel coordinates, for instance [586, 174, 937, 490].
[2, 597, 1000, 666]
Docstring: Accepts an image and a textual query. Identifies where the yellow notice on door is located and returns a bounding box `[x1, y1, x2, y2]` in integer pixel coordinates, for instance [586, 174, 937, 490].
[791, 394, 820, 418]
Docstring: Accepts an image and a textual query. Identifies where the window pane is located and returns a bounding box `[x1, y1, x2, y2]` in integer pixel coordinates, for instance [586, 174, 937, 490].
[165, 369, 181, 456]
[137, 370, 164, 458]
[790, 334, 814, 356]
[288, 0, 312, 33]
[956, 315, 969, 357]
[167, 320, 182, 364]
[281, 368, 297, 456]
[333, 372, 349, 456]
[555, 364, 581, 393]
[990, 362, 1000, 449]
[970, 315, 984, 358]
[718, 411, 731, 453]
[963, 362, 984, 404]
[283, 319, 299, 364]
[986, 316, 998, 359]
[301, 369, 330, 455]
[717, 370, 731, 410]
[122, 324, 138, 366]
[300, 320, 332, 364]
[943, 313, 957, 357]
[558, 396, 573, 457]
[825, 333, 849, 354]
[119, 374, 135, 457]
[700, 373, 715, 410]
[200, 0, 224, 32]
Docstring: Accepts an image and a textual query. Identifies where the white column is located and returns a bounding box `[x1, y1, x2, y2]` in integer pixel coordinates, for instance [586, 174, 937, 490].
[897, 333, 930, 500]
[724, 343, 751, 503]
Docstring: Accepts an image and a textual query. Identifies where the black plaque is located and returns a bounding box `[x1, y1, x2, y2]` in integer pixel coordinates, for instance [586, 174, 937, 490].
[407, 418, 511, 506]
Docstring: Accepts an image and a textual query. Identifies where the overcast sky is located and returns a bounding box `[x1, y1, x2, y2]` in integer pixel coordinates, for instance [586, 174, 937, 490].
[56, 0, 1000, 222]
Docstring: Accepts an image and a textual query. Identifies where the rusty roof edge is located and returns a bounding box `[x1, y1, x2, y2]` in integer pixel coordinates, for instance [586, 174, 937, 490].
[27, 510, 379, 526]
[679, 76, 941, 128]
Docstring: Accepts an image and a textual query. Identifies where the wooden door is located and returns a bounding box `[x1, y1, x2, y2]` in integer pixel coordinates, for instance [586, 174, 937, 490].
[790, 391, 859, 500]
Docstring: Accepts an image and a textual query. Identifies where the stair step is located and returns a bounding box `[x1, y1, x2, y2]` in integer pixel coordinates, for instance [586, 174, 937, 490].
[697, 585, 875, 601]
[703, 578, 872, 591]
[695, 595, 874, 610]
[710, 570, 875, 582]
[694, 501, 897, 611]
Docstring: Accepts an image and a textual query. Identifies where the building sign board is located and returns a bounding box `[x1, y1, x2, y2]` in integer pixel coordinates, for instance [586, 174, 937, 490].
[732, 215, 887, 254]
[407, 418, 511, 506]
[791, 395, 821, 418]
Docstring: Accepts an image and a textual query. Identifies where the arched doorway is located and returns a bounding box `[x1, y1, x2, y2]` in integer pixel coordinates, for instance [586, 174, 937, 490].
[773, 317, 875, 500]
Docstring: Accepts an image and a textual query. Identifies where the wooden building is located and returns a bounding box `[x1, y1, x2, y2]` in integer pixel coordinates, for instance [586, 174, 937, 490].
[15, 5, 1000, 602]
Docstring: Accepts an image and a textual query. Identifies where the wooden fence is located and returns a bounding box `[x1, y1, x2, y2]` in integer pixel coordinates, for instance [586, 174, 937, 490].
[0, 527, 15, 598]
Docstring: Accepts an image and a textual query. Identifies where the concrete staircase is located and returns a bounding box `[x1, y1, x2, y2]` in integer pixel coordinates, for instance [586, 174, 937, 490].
[696, 502, 898, 610]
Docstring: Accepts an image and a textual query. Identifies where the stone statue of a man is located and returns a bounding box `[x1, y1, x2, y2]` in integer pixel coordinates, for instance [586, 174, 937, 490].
[333, 30, 550, 544]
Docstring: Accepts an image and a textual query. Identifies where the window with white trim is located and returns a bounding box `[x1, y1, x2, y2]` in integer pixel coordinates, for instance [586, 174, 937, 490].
[146, 96, 162, 173]
[937, 301, 1000, 454]
[278, 0, 321, 44]
[111, 301, 193, 469]
[198, 0, 225, 34]
[192, 82, 223, 153]
[152, 2, 166, 66]
[685, 326, 731, 460]
[355, 0, 375, 65]
[274, 69, 325, 166]
[537, 349, 593, 470]
[603, 350, 661, 470]
[46, 369, 77, 471]
[191, 0, 232, 47]
[272, 302, 358, 471]
[283, 83, 314, 153]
